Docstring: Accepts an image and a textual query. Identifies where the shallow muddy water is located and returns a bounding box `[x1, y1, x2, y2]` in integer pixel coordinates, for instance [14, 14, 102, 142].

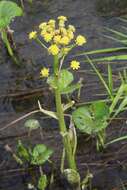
[1, 0, 127, 189]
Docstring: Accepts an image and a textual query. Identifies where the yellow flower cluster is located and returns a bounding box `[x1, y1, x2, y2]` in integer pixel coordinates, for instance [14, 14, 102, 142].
[29, 16, 87, 56]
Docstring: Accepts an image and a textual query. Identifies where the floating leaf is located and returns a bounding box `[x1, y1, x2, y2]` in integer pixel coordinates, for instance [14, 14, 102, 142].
[38, 175, 47, 190]
[31, 144, 53, 165]
[24, 119, 41, 130]
[0, 1, 23, 29]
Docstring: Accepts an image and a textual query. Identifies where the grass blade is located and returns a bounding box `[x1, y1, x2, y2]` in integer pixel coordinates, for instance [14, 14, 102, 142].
[105, 28, 127, 39]
[85, 55, 113, 99]
[108, 64, 113, 96]
[74, 47, 127, 57]
[106, 135, 127, 146]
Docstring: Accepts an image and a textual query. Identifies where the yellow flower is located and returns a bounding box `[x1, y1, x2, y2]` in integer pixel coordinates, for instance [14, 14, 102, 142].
[39, 22, 47, 29]
[59, 20, 65, 28]
[48, 19, 56, 27]
[58, 16, 67, 21]
[76, 35, 86, 46]
[46, 25, 54, 33]
[55, 29, 60, 35]
[67, 31, 74, 40]
[70, 60, 80, 70]
[43, 33, 53, 42]
[60, 27, 67, 35]
[62, 47, 70, 55]
[40, 67, 49, 77]
[60, 36, 70, 45]
[53, 35, 61, 44]
[68, 25, 76, 32]
[48, 44, 60, 55]
[29, 31, 37, 40]
[41, 29, 47, 36]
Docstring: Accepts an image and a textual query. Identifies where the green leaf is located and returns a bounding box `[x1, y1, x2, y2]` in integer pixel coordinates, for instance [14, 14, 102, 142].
[38, 175, 47, 190]
[91, 54, 127, 62]
[47, 69, 74, 92]
[0, 1, 23, 29]
[31, 144, 53, 165]
[17, 140, 30, 162]
[75, 47, 127, 57]
[91, 101, 109, 120]
[72, 106, 94, 134]
[72, 101, 109, 135]
[108, 64, 113, 95]
[58, 70, 74, 91]
[24, 119, 41, 130]
[47, 75, 56, 89]
[61, 83, 82, 94]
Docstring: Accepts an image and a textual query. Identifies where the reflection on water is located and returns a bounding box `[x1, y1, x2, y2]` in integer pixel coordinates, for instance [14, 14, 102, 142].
[96, 0, 127, 16]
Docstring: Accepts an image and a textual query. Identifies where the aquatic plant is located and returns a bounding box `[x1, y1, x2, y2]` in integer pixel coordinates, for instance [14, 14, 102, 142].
[16, 140, 53, 190]
[29, 16, 90, 189]
[0, 0, 23, 63]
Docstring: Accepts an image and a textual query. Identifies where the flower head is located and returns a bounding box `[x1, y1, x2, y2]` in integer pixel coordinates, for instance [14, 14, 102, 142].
[53, 35, 61, 44]
[67, 31, 74, 40]
[70, 60, 80, 70]
[58, 16, 67, 21]
[40, 67, 49, 77]
[68, 25, 75, 32]
[43, 33, 53, 42]
[29, 31, 37, 40]
[48, 44, 60, 55]
[39, 22, 47, 29]
[60, 36, 70, 45]
[48, 19, 55, 25]
[76, 35, 86, 46]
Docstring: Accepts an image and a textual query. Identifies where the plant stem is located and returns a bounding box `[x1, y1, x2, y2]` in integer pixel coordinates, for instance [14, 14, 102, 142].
[1, 29, 18, 64]
[53, 56, 77, 171]
[1, 30, 14, 57]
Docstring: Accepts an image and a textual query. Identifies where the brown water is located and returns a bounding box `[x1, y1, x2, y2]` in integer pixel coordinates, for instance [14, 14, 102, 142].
[0, 0, 127, 189]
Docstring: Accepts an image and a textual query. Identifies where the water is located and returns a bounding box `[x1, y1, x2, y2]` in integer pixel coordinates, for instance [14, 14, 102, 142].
[0, 0, 127, 189]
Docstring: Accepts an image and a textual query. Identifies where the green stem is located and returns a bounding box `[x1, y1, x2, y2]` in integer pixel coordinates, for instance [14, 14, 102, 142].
[1, 29, 18, 64]
[1, 30, 14, 57]
[36, 38, 48, 49]
[53, 56, 77, 171]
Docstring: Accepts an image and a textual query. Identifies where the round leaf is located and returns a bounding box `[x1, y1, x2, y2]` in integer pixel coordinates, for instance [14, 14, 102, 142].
[90, 101, 109, 120]
[72, 102, 109, 135]
[24, 119, 41, 130]
[31, 144, 53, 165]
[47, 69, 74, 92]
[0, 1, 23, 29]
[72, 106, 94, 134]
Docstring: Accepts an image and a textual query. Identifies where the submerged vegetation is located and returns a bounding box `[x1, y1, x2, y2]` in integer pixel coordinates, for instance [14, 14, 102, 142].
[1, 0, 127, 189]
